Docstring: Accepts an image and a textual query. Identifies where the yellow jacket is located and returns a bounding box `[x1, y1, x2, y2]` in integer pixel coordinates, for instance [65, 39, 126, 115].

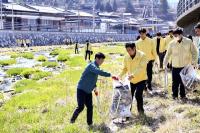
[16, 39, 22, 44]
[136, 37, 157, 61]
[153, 37, 166, 53]
[22, 39, 26, 45]
[165, 35, 174, 50]
[163, 37, 198, 68]
[119, 50, 148, 84]
[85, 43, 92, 51]
[26, 39, 31, 44]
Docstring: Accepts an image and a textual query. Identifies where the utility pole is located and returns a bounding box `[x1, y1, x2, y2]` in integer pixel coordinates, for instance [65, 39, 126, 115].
[122, 13, 124, 34]
[12, 2, 14, 30]
[92, 0, 95, 33]
[78, 0, 80, 32]
[0, 0, 3, 29]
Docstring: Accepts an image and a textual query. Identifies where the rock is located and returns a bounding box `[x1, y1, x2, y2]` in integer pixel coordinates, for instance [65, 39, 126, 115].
[16, 75, 22, 80]
[41, 108, 49, 113]
[55, 99, 66, 106]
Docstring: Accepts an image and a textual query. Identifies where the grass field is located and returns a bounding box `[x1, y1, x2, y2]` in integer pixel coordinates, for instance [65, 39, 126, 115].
[1, 44, 200, 133]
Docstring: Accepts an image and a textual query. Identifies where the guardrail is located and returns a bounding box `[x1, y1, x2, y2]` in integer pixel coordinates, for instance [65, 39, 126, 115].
[177, 0, 200, 17]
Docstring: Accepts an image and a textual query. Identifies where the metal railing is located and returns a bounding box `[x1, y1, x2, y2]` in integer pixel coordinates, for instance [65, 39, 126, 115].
[177, 0, 200, 17]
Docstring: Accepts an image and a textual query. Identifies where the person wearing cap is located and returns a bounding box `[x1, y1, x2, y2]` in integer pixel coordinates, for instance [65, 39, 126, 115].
[119, 43, 148, 116]
[163, 28, 198, 100]
[153, 32, 166, 69]
[136, 28, 157, 91]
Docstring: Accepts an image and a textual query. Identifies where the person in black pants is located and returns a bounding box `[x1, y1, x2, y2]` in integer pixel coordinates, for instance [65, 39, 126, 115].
[119, 43, 148, 117]
[71, 89, 93, 125]
[154, 32, 166, 69]
[172, 67, 185, 98]
[70, 52, 115, 126]
[75, 42, 79, 54]
[130, 81, 146, 113]
[164, 28, 198, 100]
[85, 40, 92, 61]
[147, 60, 153, 91]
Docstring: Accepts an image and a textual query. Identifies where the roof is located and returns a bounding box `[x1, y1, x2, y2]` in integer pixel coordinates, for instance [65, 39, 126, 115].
[98, 12, 120, 18]
[28, 5, 64, 14]
[3, 3, 37, 12]
[101, 18, 119, 23]
[6, 14, 65, 20]
[68, 10, 94, 17]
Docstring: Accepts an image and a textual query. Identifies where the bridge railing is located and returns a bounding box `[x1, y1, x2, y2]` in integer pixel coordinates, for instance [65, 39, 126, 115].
[177, 0, 200, 17]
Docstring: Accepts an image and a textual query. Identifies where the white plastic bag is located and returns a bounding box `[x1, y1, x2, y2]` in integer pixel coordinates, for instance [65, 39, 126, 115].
[180, 65, 200, 91]
[110, 79, 132, 119]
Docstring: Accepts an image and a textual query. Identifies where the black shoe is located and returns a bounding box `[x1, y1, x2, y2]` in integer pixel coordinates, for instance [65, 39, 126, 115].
[126, 117, 130, 121]
[88, 124, 93, 130]
[70, 119, 75, 124]
[148, 87, 152, 91]
[138, 111, 145, 117]
[172, 96, 178, 100]
[180, 97, 187, 102]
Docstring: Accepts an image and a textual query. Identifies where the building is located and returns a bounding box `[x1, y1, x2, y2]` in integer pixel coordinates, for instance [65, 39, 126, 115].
[176, 0, 200, 35]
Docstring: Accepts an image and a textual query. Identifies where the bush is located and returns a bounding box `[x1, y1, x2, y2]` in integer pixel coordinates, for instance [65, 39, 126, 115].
[0, 59, 16, 66]
[0, 92, 3, 99]
[21, 68, 38, 79]
[36, 55, 47, 62]
[6, 68, 27, 76]
[50, 49, 61, 56]
[32, 71, 52, 80]
[57, 51, 70, 62]
[21, 52, 34, 59]
[42, 61, 58, 68]
[13, 79, 37, 93]
[10, 53, 21, 59]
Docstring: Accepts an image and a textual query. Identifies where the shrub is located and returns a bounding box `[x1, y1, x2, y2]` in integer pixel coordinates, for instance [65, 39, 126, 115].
[21, 52, 34, 59]
[50, 49, 61, 56]
[0, 59, 16, 66]
[36, 55, 47, 62]
[32, 71, 52, 80]
[42, 61, 58, 68]
[6, 68, 27, 76]
[21, 68, 38, 79]
[57, 51, 70, 62]
[10, 53, 21, 59]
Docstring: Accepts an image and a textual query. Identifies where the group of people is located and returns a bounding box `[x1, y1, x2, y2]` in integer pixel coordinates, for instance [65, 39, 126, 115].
[70, 22, 200, 127]
[16, 39, 31, 47]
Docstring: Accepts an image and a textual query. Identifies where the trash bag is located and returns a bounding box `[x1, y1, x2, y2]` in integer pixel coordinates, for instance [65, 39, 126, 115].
[180, 65, 200, 91]
[110, 79, 132, 119]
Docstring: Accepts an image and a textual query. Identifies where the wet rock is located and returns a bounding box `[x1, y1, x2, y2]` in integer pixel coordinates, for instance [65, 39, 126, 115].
[0, 79, 13, 92]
